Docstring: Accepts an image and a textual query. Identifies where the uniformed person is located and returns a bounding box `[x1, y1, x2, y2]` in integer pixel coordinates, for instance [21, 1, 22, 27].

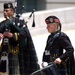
[0, 2, 40, 75]
[41, 16, 74, 75]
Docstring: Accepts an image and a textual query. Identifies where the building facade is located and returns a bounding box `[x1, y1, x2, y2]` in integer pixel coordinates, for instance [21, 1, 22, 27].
[16, 0, 75, 14]
[0, 0, 75, 16]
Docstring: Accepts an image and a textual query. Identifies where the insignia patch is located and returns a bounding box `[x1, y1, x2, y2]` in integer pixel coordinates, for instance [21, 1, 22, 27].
[8, 4, 11, 8]
[49, 18, 53, 22]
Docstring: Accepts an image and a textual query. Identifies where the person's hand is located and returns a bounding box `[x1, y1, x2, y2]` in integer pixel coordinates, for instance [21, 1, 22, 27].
[3, 31, 13, 38]
[54, 58, 62, 64]
[41, 62, 44, 68]
[41, 62, 48, 68]
[0, 33, 4, 39]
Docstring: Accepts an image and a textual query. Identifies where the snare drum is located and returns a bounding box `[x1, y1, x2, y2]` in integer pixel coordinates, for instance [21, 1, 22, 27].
[30, 63, 59, 75]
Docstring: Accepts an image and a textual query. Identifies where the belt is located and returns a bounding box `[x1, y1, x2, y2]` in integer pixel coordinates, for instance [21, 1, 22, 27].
[50, 54, 58, 62]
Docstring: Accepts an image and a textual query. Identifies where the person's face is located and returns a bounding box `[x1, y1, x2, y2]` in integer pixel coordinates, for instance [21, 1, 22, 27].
[46, 23, 58, 33]
[3, 8, 14, 18]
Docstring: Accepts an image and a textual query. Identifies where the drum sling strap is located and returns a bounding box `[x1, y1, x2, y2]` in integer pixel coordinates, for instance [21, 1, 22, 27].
[47, 32, 60, 50]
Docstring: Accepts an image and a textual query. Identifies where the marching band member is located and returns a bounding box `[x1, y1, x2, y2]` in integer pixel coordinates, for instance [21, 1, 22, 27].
[42, 16, 74, 75]
[0, 2, 40, 75]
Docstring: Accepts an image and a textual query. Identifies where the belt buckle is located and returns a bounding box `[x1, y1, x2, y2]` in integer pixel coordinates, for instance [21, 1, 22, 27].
[3, 38, 9, 45]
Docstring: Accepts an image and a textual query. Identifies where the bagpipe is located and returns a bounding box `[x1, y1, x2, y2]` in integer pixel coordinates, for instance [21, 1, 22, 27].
[30, 62, 59, 75]
[4, 17, 22, 33]
[3, 8, 35, 33]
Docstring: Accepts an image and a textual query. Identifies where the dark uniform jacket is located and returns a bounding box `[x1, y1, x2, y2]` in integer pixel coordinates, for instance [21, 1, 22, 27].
[0, 17, 40, 75]
[42, 31, 74, 75]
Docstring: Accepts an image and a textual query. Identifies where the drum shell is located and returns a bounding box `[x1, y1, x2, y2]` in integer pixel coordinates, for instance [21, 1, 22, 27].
[30, 63, 59, 75]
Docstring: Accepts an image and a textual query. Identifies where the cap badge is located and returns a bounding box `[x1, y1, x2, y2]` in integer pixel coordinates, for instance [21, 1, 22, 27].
[8, 4, 11, 8]
[50, 18, 53, 22]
